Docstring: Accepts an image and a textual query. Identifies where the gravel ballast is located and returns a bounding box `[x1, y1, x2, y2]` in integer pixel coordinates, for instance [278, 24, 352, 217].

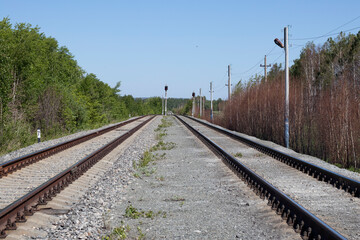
[181, 116, 360, 239]
[5, 115, 355, 239]
[43, 116, 162, 239]
[0, 117, 139, 165]
[0, 118, 150, 209]
[193, 117, 360, 182]
[104, 116, 299, 239]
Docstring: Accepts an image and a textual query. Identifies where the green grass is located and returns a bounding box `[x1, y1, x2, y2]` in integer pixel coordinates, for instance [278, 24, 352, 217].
[150, 140, 176, 151]
[155, 117, 173, 132]
[233, 152, 243, 158]
[138, 151, 154, 168]
[101, 224, 130, 240]
[124, 204, 166, 220]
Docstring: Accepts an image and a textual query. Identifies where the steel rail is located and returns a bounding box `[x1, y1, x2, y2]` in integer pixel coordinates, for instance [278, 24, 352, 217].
[0, 116, 146, 178]
[0, 116, 154, 239]
[176, 115, 346, 240]
[186, 116, 360, 198]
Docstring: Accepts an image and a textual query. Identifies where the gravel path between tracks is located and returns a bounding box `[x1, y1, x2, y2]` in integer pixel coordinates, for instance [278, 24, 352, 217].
[0, 118, 139, 165]
[181, 116, 360, 239]
[100, 116, 298, 239]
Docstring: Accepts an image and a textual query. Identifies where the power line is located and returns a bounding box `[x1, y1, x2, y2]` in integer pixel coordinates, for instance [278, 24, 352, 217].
[323, 15, 360, 35]
[291, 14, 360, 41]
[291, 26, 360, 41]
[266, 45, 277, 56]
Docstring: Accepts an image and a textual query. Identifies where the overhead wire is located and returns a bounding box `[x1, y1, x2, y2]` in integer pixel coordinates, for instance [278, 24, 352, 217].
[211, 15, 360, 97]
[291, 15, 360, 41]
[291, 26, 360, 41]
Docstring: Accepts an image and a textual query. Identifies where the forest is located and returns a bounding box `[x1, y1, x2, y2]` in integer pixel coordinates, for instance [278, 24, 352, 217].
[2, 16, 359, 171]
[198, 32, 360, 171]
[0, 18, 161, 154]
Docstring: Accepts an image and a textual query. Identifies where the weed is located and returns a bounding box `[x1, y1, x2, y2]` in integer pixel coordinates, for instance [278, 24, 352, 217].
[233, 152, 243, 158]
[156, 175, 165, 181]
[124, 204, 165, 221]
[137, 227, 146, 240]
[143, 167, 156, 176]
[145, 210, 154, 219]
[138, 151, 154, 168]
[150, 141, 176, 151]
[125, 205, 142, 219]
[155, 117, 173, 132]
[101, 224, 129, 240]
[156, 132, 167, 141]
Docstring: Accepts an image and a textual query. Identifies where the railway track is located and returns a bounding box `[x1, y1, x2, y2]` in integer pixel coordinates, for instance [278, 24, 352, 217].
[176, 115, 360, 240]
[188, 116, 360, 198]
[0, 116, 154, 238]
[0, 116, 146, 178]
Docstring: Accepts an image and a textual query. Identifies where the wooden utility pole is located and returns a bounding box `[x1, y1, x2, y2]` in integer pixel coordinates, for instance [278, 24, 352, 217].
[202, 96, 205, 116]
[199, 88, 202, 117]
[260, 55, 271, 82]
[192, 92, 195, 117]
[210, 82, 213, 121]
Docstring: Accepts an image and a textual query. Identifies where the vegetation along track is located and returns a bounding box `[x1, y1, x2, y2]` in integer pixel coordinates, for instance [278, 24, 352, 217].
[176, 115, 360, 240]
[0, 116, 154, 238]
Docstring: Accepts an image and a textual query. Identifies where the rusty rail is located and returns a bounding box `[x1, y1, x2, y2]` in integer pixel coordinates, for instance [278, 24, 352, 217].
[0, 116, 154, 238]
[0, 116, 145, 178]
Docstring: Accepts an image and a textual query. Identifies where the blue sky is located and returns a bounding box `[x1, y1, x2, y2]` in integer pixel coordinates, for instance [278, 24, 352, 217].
[1, 1, 360, 99]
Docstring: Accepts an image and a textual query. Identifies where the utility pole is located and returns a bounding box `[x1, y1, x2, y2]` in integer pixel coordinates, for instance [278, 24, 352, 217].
[260, 55, 271, 82]
[192, 92, 195, 117]
[225, 65, 231, 102]
[210, 82, 213, 121]
[164, 85, 168, 116]
[199, 88, 202, 117]
[274, 27, 290, 148]
[202, 96, 205, 116]
[284, 26, 290, 148]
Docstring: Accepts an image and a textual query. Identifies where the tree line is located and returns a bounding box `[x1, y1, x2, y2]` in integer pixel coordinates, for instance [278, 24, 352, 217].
[204, 32, 360, 171]
[0, 18, 161, 154]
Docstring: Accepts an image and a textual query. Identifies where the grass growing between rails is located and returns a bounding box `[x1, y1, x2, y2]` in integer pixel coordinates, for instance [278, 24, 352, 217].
[102, 205, 167, 240]
[155, 117, 173, 131]
[124, 204, 167, 219]
[132, 116, 176, 178]
[102, 224, 130, 240]
[233, 152, 243, 158]
[132, 151, 166, 177]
